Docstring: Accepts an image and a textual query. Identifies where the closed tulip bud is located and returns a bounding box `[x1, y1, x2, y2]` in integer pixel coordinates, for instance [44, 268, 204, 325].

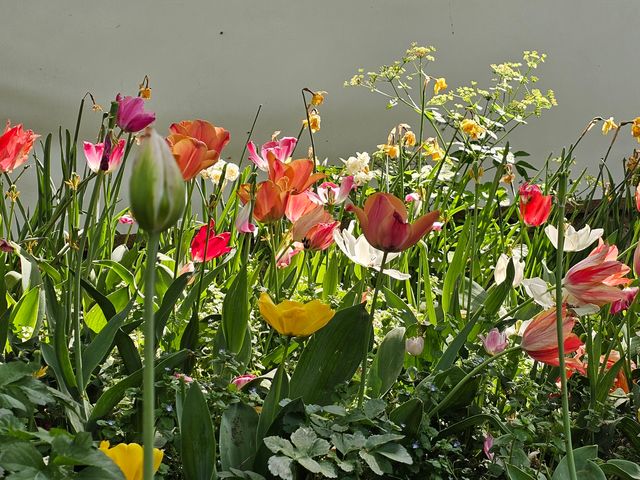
[130, 128, 185, 233]
[405, 336, 425, 356]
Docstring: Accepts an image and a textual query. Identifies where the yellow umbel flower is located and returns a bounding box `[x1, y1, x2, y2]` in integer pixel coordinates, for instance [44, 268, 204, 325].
[258, 293, 335, 337]
[433, 77, 447, 95]
[99, 441, 163, 480]
[601, 117, 618, 135]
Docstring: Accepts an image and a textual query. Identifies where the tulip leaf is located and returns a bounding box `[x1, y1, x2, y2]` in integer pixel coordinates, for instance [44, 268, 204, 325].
[257, 364, 289, 441]
[10, 287, 40, 334]
[600, 459, 640, 479]
[181, 381, 217, 480]
[222, 268, 249, 355]
[389, 398, 423, 437]
[155, 271, 192, 343]
[434, 314, 479, 372]
[596, 356, 625, 403]
[382, 287, 418, 326]
[220, 402, 259, 471]
[322, 252, 339, 300]
[506, 464, 537, 480]
[551, 445, 601, 480]
[441, 219, 469, 317]
[289, 303, 369, 405]
[368, 327, 406, 398]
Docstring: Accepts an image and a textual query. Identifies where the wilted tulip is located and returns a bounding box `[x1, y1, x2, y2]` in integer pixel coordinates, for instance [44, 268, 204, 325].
[405, 337, 425, 356]
[129, 128, 185, 233]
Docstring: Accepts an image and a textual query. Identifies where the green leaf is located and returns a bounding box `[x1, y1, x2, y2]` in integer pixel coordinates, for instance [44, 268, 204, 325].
[552, 445, 600, 480]
[267, 456, 293, 480]
[256, 364, 289, 441]
[0, 441, 46, 470]
[43, 279, 76, 391]
[322, 253, 339, 300]
[596, 357, 625, 403]
[389, 398, 423, 437]
[441, 219, 469, 317]
[374, 443, 412, 464]
[220, 402, 259, 471]
[181, 381, 217, 480]
[10, 287, 40, 333]
[617, 417, 640, 453]
[434, 316, 479, 372]
[289, 304, 369, 405]
[601, 459, 640, 479]
[435, 413, 512, 438]
[382, 287, 418, 326]
[368, 327, 406, 398]
[222, 269, 249, 355]
[506, 464, 537, 480]
[155, 272, 191, 342]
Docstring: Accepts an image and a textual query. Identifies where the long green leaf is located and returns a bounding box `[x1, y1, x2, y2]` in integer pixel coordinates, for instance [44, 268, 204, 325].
[368, 327, 406, 398]
[181, 381, 217, 480]
[221, 269, 249, 355]
[219, 402, 259, 471]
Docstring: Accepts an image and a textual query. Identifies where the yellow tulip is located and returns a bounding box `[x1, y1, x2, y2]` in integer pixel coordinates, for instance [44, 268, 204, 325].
[99, 441, 163, 480]
[258, 293, 335, 337]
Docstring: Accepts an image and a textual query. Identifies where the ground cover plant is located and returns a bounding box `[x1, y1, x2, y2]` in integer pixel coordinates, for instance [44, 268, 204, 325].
[1, 45, 640, 479]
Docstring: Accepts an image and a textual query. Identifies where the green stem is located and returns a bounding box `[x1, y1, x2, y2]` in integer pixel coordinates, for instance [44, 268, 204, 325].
[554, 169, 578, 480]
[143, 231, 160, 480]
[358, 251, 388, 408]
[427, 346, 521, 418]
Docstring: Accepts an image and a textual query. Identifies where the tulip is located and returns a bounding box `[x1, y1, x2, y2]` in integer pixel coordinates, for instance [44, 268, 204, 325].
[115, 94, 156, 133]
[634, 242, 640, 277]
[636, 183, 640, 213]
[292, 206, 339, 251]
[258, 292, 335, 337]
[494, 254, 525, 287]
[167, 119, 230, 180]
[83, 138, 126, 173]
[118, 214, 135, 225]
[346, 192, 440, 252]
[316, 176, 355, 205]
[520, 306, 583, 366]
[99, 441, 163, 480]
[239, 181, 289, 223]
[521, 277, 555, 309]
[479, 328, 508, 355]
[519, 183, 552, 227]
[483, 435, 494, 461]
[268, 157, 324, 195]
[603, 351, 634, 393]
[0, 121, 39, 172]
[545, 223, 603, 252]
[333, 226, 410, 280]
[405, 337, 425, 356]
[285, 191, 320, 223]
[247, 137, 297, 171]
[235, 202, 257, 235]
[276, 242, 304, 268]
[563, 240, 631, 307]
[190, 220, 231, 263]
[609, 287, 639, 314]
[231, 374, 257, 390]
[129, 128, 186, 233]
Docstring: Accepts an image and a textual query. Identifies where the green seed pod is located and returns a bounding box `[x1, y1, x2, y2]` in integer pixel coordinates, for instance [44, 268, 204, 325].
[130, 128, 185, 233]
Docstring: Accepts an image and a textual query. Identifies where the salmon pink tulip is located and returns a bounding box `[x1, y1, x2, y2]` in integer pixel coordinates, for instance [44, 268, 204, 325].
[519, 183, 552, 227]
[247, 137, 297, 171]
[292, 206, 339, 251]
[190, 220, 231, 263]
[520, 306, 582, 366]
[268, 156, 324, 194]
[346, 192, 440, 252]
[115, 94, 156, 133]
[83, 138, 126, 173]
[285, 191, 320, 223]
[231, 374, 257, 390]
[0, 121, 39, 172]
[239, 181, 289, 223]
[563, 240, 631, 307]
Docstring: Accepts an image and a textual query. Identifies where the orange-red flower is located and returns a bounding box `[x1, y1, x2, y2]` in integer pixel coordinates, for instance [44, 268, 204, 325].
[346, 192, 440, 252]
[190, 220, 231, 263]
[167, 119, 230, 180]
[0, 121, 39, 173]
[564, 240, 631, 307]
[521, 306, 583, 366]
[268, 156, 324, 195]
[519, 183, 552, 227]
[238, 181, 289, 223]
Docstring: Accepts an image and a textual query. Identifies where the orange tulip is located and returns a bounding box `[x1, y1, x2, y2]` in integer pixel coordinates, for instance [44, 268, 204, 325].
[347, 192, 439, 252]
[268, 156, 324, 194]
[167, 119, 230, 180]
[285, 192, 319, 222]
[238, 180, 289, 223]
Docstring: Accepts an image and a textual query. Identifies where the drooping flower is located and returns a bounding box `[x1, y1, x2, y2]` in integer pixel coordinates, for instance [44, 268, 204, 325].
[494, 253, 525, 287]
[238, 180, 289, 223]
[460, 118, 486, 140]
[377, 143, 400, 159]
[302, 113, 321, 133]
[235, 202, 257, 235]
[231, 374, 257, 390]
[247, 137, 297, 172]
[563, 240, 631, 307]
[402, 131, 417, 147]
[190, 221, 231, 263]
[610, 287, 639, 314]
[311, 91, 326, 106]
[276, 241, 305, 268]
[292, 206, 339, 251]
[333, 226, 410, 280]
[258, 293, 335, 337]
[0, 121, 39, 172]
[479, 328, 508, 355]
[422, 137, 445, 161]
[346, 192, 440, 253]
[83, 138, 126, 173]
[405, 337, 425, 356]
[544, 223, 603, 252]
[602, 117, 618, 135]
[632, 117, 640, 142]
[433, 77, 447, 95]
[316, 176, 355, 205]
[167, 119, 230, 181]
[520, 306, 583, 366]
[519, 183, 552, 227]
[99, 441, 163, 480]
[115, 94, 156, 133]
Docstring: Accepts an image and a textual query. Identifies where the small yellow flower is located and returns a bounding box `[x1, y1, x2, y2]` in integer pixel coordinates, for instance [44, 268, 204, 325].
[377, 144, 400, 159]
[33, 366, 48, 379]
[139, 87, 152, 100]
[311, 91, 327, 106]
[422, 138, 444, 161]
[92, 103, 103, 112]
[302, 113, 321, 133]
[402, 131, 416, 147]
[500, 164, 516, 184]
[258, 293, 335, 337]
[460, 118, 486, 140]
[433, 77, 447, 95]
[99, 441, 163, 480]
[65, 173, 81, 191]
[632, 117, 640, 142]
[601, 117, 618, 135]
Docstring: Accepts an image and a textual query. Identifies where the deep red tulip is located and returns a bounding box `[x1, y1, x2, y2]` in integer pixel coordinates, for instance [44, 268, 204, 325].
[519, 183, 552, 227]
[190, 220, 231, 263]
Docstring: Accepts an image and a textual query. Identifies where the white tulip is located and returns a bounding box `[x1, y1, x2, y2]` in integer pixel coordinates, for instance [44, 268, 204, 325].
[494, 254, 525, 287]
[545, 224, 603, 252]
[520, 277, 554, 308]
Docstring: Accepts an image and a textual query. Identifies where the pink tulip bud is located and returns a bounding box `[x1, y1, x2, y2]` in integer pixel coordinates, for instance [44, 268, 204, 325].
[483, 434, 494, 460]
[479, 328, 508, 355]
[405, 337, 425, 356]
[231, 374, 257, 389]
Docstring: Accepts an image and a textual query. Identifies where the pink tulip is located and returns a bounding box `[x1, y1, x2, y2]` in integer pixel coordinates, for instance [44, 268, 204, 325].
[276, 242, 304, 268]
[0, 121, 39, 172]
[521, 306, 583, 366]
[610, 287, 639, 314]
[636, 183, 640, 213]
[235, 202, 257, 235]
[478, 328, 508, 355]
[292, 206, 339, 251]
[634, 242, 640, 277]
[231, 374, 257, 389]
[247, 137, 297, 171]
[285, 191, 320, 223]
[405, 337, 424, 356]
[518, 183, 552, 227]
[0, 239, 14, 253]
[115, 94, 156, 133]
[483, 435, 494, 461]
[317, 176, 355, 205]
[83, 138, 126, 173]
[564, 240, 631, 306]
[118, 214, 135, 225]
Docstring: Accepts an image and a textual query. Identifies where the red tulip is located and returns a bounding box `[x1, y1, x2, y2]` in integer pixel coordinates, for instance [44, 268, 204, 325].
[519, 183, 552, 227]
[0, 121, 39, 172]
[521, 306, 583, 366]
[346, 192, 439, 252]
[190, 220, 231, 263]
[563, 240, 631, 306]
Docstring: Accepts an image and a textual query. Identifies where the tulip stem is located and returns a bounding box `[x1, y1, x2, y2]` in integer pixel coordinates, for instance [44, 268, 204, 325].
[554, 169, 578, 480]
[358, 251, 388, 408]
[143, 231, 160, 480]
[426, 346, 521, 418]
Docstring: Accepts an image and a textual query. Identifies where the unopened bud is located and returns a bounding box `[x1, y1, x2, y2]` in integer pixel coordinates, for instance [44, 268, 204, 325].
[405, 336, 425, 356]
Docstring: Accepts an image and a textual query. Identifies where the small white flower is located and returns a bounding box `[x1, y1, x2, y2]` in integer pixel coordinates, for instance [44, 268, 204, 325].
[544, 224, 603, 252]
[224, 162, 240, 181]
[521, 277, 554, 308]
[494, 254, 525, 287]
